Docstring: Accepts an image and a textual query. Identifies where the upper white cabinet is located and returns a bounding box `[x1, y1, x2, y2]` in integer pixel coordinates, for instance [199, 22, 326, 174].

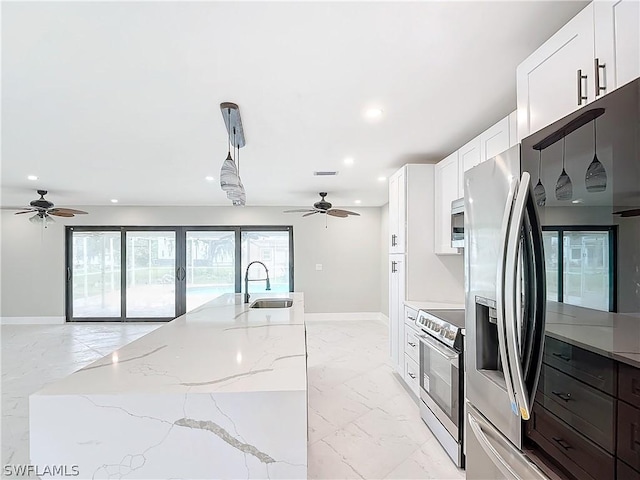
[594, 0, 640, 94]
[434, 151, 460, 255]
[388, 168, 406, 254]
[458, 138, 481, 194]
[516, 3, 595, 140]
[480, 115, 512, 165]
[517, 1, 639, 140]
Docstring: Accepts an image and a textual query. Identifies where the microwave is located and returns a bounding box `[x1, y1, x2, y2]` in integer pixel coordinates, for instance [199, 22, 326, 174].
[451, 198, 464, 248]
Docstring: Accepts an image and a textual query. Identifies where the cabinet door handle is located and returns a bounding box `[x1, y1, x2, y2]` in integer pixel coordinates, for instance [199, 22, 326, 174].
[66, 267, 72, 282]
[408, 342, 416, 347]
[391, 261, 397, 273]
[631, 379, 640, 396]
[552, 352, 571, 362]
[594, 58, 606, 97]
[577, 69, 588, 105]
[391, 234, 397, 247]
[552, 437, 572, 450]
[408, 372, 416, 379]
[552, 391, 572, 402]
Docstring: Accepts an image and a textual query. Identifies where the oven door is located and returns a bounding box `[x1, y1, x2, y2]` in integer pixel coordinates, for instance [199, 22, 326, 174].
[419, 334, 461, 438]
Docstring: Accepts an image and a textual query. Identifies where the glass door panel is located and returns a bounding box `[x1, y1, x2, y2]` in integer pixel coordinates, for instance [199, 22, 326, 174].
[126, 231, 176, 318]
[186, 231, 235, 311]
[241, 230, 291, 295]
[71, 231, 121, 318]
[542, 231, 559, 302]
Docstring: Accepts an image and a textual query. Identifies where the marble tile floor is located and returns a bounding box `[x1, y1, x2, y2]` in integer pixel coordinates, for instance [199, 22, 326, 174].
[1, 319, 464, 479]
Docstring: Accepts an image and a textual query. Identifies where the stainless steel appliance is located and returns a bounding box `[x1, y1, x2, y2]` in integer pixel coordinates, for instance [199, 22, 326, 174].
[465, 145, 548, 479]
[451, 198, 464, 248]
[416, 308, 465, 467]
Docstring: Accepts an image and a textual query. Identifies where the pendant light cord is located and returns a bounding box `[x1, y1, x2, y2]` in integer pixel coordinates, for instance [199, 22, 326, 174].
[562, 136, 566, 169]
[538, 150, 542, 179]
[227, 109, 231, 155]
[593, 119, 597, 153]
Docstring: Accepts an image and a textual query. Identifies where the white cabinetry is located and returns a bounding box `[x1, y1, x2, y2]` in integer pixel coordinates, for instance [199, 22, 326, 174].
[594, 0, 640, 94]
[389, 254, 405, 373]
[517, 1, 639, 140]
[434, 151, 460, 255]
[403, 306, 421, 397]
[458, 138, 481, 195]
[388, 164, 435, 376]
[388, 168, 406, 254]
[516, 3, 595, 140]
[480, 115, 512, 164]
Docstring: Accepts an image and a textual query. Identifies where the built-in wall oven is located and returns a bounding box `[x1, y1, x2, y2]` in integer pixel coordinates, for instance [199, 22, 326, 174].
[416, 309, 465, 468]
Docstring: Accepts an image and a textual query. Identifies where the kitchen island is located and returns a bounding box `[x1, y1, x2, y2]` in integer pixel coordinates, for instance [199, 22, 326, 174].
[29, 293, 307, 479]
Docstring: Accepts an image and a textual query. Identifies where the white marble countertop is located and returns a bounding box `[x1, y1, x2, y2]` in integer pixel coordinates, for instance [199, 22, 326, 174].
[34, 293, 307, 396]
[404, 299, 465, 312]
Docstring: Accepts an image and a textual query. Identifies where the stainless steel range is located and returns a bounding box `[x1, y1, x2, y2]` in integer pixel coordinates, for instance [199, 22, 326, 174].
[415, 309, 465, 468]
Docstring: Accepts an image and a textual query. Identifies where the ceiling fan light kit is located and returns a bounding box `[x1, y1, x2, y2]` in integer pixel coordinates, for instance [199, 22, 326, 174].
[219, 102, 246, 206]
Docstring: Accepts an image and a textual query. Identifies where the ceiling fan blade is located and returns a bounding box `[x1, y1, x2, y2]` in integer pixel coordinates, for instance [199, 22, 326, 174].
[48, 211, 75, 217]
[614, 208, 640, 217]
[326, 210, 348, 218]
[303, 211, 320, 217]
[328, 209, 360, 217]
[13, 209, 38, 215]
[283, 209, 316, 213]
[49, 208, 88, 215]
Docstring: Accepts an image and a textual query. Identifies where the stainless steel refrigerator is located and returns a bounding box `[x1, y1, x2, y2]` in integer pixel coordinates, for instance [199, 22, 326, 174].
[464, 145, 548, 479]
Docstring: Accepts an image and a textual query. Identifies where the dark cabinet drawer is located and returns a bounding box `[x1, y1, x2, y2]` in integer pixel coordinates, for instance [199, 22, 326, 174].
[544, 336, 616, 395]
[526, 404, 614, 480]
[618, 401, 640, 471]
[537, 363, 615, 453]
[619, 363, 640, 409]
[618, 459, 640, 480]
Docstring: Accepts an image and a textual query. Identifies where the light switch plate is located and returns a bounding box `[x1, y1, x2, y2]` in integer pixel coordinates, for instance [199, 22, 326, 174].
[315, 264, 323, 271]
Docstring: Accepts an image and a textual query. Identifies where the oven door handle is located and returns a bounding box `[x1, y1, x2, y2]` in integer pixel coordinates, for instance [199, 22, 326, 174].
[418, 334, 459, 364]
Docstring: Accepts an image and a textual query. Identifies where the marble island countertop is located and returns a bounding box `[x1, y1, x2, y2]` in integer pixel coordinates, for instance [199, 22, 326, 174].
[36, 293, 307, 396]
[545, 301, 640, 368]
[30, 293, 308, 479]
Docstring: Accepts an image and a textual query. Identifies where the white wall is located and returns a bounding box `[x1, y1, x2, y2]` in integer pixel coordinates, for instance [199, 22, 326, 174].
[1, 205, 383, 319]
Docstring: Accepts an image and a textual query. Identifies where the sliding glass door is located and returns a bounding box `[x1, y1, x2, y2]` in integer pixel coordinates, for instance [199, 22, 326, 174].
[66, 226, 292, 321]
[185, 230, 236, 311]
[126, 231, 177, 319]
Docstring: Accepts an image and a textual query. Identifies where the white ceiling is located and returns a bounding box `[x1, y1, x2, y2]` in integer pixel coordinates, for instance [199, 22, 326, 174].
[1, 1, 588, 209]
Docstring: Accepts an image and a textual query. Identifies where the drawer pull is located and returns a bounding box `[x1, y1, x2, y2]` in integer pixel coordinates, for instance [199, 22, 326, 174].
[408, 372, 416, 379]
[552, 391, 572, 402]
[408, 342, 416, 347]
[552, 352, 571, 362]
[552, 437, 572, 451]
[408, 316, 416, 321]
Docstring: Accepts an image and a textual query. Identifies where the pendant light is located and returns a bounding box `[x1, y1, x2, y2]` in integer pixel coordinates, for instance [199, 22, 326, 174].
[533, 150, 546, 207]
[219, 103, 246, 206]
[555, 136, 573, 201]
[585, 117, 607, 192]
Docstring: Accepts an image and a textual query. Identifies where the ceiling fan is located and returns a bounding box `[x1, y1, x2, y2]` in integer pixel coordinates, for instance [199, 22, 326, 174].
[12, 190, 88, 226]
[283, 192, 360, 218]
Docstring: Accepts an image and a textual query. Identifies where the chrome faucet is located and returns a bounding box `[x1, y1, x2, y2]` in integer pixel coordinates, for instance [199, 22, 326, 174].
[244, 261, 271, 303]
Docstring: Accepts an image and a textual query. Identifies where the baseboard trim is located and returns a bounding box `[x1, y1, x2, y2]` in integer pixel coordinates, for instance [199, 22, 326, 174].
[1, 316, 65, 325]
[305, 312, 386, 323]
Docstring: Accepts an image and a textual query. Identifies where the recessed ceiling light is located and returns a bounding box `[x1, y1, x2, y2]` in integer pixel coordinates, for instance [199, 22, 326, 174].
[110, 199, 118, 203]
[355, 200, 362, 204]
[205, 176, 215, 181]
[27, 175, 38, 181]
[364, 108, 383, 120]
[378, 176, 387, 182]
[344, 157, 354, 166]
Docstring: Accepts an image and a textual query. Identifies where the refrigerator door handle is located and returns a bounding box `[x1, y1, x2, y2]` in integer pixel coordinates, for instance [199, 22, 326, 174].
[468, 407, 548, 480]
[496, 175, 519, 416]
[504, 172, 533, 420]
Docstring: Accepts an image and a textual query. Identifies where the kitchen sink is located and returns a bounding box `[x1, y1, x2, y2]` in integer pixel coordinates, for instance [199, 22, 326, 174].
[249, 298, 293, 309]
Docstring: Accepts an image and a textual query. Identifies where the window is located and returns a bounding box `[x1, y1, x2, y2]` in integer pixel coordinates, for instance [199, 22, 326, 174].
[542, 226, 616, 312]
[66, 226, 293, 321]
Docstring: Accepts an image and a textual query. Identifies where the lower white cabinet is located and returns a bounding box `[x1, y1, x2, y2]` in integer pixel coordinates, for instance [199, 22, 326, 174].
[389, 254, 406, 374]
[404, 355, 420, 397]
